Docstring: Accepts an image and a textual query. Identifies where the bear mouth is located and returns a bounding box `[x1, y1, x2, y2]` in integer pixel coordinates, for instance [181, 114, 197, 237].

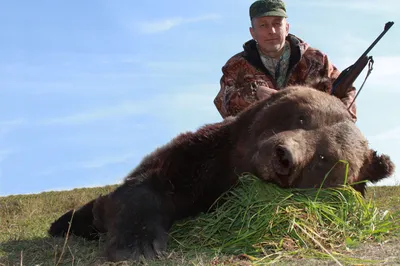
[272, 163, 293, 188]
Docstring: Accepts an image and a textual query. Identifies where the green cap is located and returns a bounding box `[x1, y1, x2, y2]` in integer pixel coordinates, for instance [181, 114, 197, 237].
[249, 0, 288, 19]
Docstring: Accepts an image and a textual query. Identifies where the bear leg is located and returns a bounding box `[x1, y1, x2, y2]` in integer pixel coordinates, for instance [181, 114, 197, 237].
[104, 183, 174, 262]
[48, 198, 104, 240]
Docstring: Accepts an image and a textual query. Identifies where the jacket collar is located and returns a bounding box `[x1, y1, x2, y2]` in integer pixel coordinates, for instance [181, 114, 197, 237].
[242, 34, 309, 77]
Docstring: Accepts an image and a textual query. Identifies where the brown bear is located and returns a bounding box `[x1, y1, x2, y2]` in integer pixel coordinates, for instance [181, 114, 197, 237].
[48, 85, 395, 262]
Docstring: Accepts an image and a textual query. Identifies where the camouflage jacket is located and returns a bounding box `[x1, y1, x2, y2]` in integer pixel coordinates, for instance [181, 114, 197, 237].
[214, 34, 357, 120]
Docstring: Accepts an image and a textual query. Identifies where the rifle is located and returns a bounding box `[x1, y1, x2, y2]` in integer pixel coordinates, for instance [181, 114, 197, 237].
[330, 21, 394, 110]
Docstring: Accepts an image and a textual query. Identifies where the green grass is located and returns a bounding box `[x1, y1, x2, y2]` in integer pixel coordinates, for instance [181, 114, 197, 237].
[1, 176, 399, 266]
[169, 175, 400, 265]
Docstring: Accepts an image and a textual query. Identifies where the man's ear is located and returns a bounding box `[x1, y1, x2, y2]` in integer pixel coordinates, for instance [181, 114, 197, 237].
[285, 20, 290, 35]
[353, 150, 395, 196]
[250, 26, 256, 40]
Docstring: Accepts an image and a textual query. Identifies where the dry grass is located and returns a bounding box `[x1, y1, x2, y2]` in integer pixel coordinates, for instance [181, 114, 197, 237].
[1, 177, 399, 266]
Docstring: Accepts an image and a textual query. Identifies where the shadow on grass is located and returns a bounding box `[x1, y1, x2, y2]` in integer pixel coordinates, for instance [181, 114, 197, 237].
[0, 237, 203, 266]
[0, 236, 107, 266]
[2, 236, 399, 266]
[0, 237, 245, 266]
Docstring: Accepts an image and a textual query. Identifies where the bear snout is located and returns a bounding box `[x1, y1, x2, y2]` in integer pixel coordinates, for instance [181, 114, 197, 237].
[269, 138, 307, 187]
[273, 145, 294, 176]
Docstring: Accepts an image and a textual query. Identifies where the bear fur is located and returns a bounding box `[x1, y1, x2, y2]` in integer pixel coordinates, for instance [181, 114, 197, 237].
[48, 85, 395, 262]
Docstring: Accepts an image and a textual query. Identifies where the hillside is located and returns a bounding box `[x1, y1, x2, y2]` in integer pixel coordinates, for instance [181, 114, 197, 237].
[1, 183, 399, 265]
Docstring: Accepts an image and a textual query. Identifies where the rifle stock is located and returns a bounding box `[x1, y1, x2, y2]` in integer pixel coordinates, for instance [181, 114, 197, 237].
[331, 55, 370, 97]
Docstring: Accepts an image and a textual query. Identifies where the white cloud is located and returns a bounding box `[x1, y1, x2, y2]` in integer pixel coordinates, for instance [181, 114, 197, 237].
[36, 151, 138, 177]
[33, 83, 222, 179]
[0, 119, 25, 137]
[368, 126, 400, 142]
[0, 119, 25, 128]
[0, 150, 16, 186]
[42, 102, 147, 125]
[334, 35, 372, 58]
[0, 149, 16, 163]
[38, 83, 221, 126]
[0, 53, 143, 69]
[136, 14, 220, 34]
[365, 56, 400, 85]
[145, 61, 214, 72]
[164, 85, 220, 114]
[80, 152, 137, 169]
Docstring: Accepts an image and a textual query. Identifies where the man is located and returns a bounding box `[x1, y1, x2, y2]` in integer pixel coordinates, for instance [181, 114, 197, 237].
[214, 0, 357, 121]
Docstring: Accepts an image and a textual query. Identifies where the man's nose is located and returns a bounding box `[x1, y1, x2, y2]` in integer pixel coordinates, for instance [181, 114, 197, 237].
[268, 26, 276, 34]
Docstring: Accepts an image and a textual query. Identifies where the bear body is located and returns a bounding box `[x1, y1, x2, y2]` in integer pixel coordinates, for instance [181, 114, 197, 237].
[48, 86, 395, 262]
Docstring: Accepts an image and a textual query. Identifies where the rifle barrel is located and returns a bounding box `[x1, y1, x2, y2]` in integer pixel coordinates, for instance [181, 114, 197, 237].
[360, 21, 394, 59]
[330, 21, 394, 95]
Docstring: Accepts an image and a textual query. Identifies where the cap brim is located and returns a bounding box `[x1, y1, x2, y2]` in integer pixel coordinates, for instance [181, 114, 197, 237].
[253, 11, 288, 18]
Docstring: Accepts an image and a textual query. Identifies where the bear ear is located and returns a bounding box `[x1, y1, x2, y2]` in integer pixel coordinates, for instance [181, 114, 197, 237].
[360, 149, 395, 184]
[304, 77, 332, 93]
[353, 149, 395, 196]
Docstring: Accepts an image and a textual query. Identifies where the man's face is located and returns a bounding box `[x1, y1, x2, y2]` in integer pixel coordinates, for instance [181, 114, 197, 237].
[250, 16, 289, 58]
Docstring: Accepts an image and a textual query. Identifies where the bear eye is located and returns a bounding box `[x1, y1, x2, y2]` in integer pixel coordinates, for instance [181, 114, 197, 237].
[319, 154, 325, 160]
[298, 115, 306, 126]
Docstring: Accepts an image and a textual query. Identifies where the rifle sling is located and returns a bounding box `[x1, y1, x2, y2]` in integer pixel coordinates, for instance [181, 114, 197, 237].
[347, 56, 374, 110]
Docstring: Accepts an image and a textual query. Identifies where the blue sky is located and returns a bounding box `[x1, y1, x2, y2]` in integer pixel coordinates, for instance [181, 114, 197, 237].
[1, 0, 399, 196]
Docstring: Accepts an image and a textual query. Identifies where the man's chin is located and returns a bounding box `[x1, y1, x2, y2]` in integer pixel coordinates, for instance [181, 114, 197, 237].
[259, 46, 283, 57]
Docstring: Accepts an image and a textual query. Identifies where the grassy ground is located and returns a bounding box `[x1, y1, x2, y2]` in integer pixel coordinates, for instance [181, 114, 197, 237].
[0, 183, 399, 266]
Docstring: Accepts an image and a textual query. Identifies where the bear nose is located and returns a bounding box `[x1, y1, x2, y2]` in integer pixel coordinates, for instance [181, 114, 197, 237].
[274, 145, 294, 176]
